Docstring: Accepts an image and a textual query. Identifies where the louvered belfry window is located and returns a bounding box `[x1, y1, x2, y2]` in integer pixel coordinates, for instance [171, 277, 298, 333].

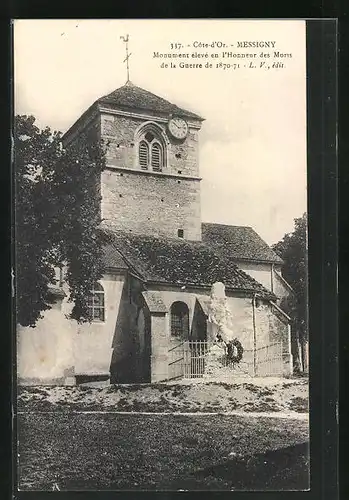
[138, 129, 164, 172]
[139, 141, 149, 169]
[151, 143, 162, 171]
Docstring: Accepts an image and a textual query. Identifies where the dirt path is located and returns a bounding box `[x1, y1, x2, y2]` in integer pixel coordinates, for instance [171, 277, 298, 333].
[18, 409, 309, 420]
[18, 378, 309, 414]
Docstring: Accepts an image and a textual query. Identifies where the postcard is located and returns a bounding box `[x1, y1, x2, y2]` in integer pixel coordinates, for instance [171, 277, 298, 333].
[14, 19, 310, 491]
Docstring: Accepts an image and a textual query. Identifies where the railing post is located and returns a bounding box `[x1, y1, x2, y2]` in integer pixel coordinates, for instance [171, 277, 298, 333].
[252, 294, 257, 377]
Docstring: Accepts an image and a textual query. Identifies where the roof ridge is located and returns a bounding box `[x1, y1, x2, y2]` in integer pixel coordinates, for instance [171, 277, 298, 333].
[202, 222, 252, 229]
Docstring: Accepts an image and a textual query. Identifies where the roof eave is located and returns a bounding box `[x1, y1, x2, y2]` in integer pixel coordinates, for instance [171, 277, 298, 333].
[62, 101, 99, 144]
[145, 279, 272, 297]
[98, 98, 204, 122]
[233, 256, 284, 265]
[103, 266, 128, 274]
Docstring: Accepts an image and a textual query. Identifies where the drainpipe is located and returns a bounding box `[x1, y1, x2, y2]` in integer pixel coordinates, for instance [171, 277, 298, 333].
[271, 263, 274, 293]
[252, 293, 257, 376]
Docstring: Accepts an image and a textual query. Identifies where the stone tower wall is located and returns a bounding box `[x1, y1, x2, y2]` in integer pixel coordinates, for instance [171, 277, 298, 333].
[100, 111, 202, 240]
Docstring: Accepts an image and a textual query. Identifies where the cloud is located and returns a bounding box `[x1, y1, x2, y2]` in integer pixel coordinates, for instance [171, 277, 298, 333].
[200, 134, 307, 244]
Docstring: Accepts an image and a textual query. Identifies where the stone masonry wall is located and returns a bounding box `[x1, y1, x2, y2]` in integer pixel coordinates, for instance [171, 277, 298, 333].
[100, 111, 202, 240]
[101, 113, 200, 177]
[150, 313, 169, 383]
[64, 109, 202, 241]
[254, 302, 292, 375]
[101, 169, 202, 240]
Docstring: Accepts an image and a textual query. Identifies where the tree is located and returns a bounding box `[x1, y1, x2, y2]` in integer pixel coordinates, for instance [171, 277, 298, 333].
[15, 115, 107, 327]
[272, 213, 308, 371]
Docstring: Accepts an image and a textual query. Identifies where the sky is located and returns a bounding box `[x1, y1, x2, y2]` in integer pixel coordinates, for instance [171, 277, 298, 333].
[14, 19, 307, 245]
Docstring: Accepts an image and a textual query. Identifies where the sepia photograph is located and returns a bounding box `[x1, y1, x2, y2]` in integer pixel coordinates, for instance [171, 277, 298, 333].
[14, 19, 309, 491]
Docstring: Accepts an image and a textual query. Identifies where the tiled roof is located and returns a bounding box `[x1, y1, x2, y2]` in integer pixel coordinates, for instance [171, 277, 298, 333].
[202, 223, 283, 264]
[103, 230, 275, 299]
[97, 81, 204, 121]
[142, 291, 168, 313]
[102, 243, 129, 270]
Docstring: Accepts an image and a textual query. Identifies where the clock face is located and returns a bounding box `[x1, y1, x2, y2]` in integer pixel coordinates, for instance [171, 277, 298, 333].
[168, 117, 188, 140]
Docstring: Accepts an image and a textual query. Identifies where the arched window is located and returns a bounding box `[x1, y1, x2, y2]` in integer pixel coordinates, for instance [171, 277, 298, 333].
[87, 282, 105, 322]
[170, 301, 189, 338]
[139, 140, 149, 170]
[151, 142, 162, 171]
[137, 126, 166, 172]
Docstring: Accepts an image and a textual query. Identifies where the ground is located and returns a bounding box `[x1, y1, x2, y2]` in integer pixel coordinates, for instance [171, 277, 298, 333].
[17, 378, 309, 491]
[18, 377, 308, 413]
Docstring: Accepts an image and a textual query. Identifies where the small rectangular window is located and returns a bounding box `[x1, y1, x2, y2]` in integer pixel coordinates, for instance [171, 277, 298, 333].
[178, 229, 184, 238]
[88, 284, 105, 322]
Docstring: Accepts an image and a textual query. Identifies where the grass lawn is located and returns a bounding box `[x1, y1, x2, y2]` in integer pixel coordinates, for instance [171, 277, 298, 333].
[17, 412, 309, 491]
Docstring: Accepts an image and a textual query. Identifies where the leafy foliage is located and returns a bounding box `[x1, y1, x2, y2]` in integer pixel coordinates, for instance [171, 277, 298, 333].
[272, 213, 308, 343]
[15, 115, 61, 327]
[15, 115, 107, 327]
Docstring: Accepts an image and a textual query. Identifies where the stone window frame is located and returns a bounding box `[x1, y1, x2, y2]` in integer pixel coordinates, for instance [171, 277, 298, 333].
[134, 121, 169, 172]
[170, 301, 190, 339]
[87, 282, 105, 322]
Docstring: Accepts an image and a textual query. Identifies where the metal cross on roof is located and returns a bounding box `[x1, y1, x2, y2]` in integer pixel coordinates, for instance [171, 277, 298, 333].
[120, 34, 132, 83]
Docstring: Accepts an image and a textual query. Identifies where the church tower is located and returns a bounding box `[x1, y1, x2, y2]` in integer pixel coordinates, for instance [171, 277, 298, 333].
[63, 81, 205, 241]
[99, 82, 204, 240]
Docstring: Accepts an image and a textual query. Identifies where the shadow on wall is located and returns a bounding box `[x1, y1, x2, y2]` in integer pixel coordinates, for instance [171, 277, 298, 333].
[190, 300, 207, 340]
[110, 278, 151, 384]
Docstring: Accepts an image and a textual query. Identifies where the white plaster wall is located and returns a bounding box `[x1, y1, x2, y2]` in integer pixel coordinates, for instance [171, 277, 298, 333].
[235, 261, 273, 292]
[151, 287, 255, 351]
[153, 286, 289, 350]
[163, 291, 197, 323]
[225, 296, 255, 350]
[157, 288, 207, 344]
[73, 273, 126, 375]
[17, 300, 76, 381]
[147, 286, 291, 377]
[17, 273, 126, 382]
[273, 271, 293, 301]
[254, 303, 272, 348]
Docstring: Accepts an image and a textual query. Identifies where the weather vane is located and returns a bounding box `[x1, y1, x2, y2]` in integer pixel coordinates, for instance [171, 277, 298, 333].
[120, 34, 131, 83]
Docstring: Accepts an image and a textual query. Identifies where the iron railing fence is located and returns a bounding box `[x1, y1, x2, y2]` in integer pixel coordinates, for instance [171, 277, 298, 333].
[168, 340, 284, 380]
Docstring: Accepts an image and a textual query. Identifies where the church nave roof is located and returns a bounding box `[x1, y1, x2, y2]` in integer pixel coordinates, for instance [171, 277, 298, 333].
[202, 223, 283, 264]
[102, 230, 275, 299]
